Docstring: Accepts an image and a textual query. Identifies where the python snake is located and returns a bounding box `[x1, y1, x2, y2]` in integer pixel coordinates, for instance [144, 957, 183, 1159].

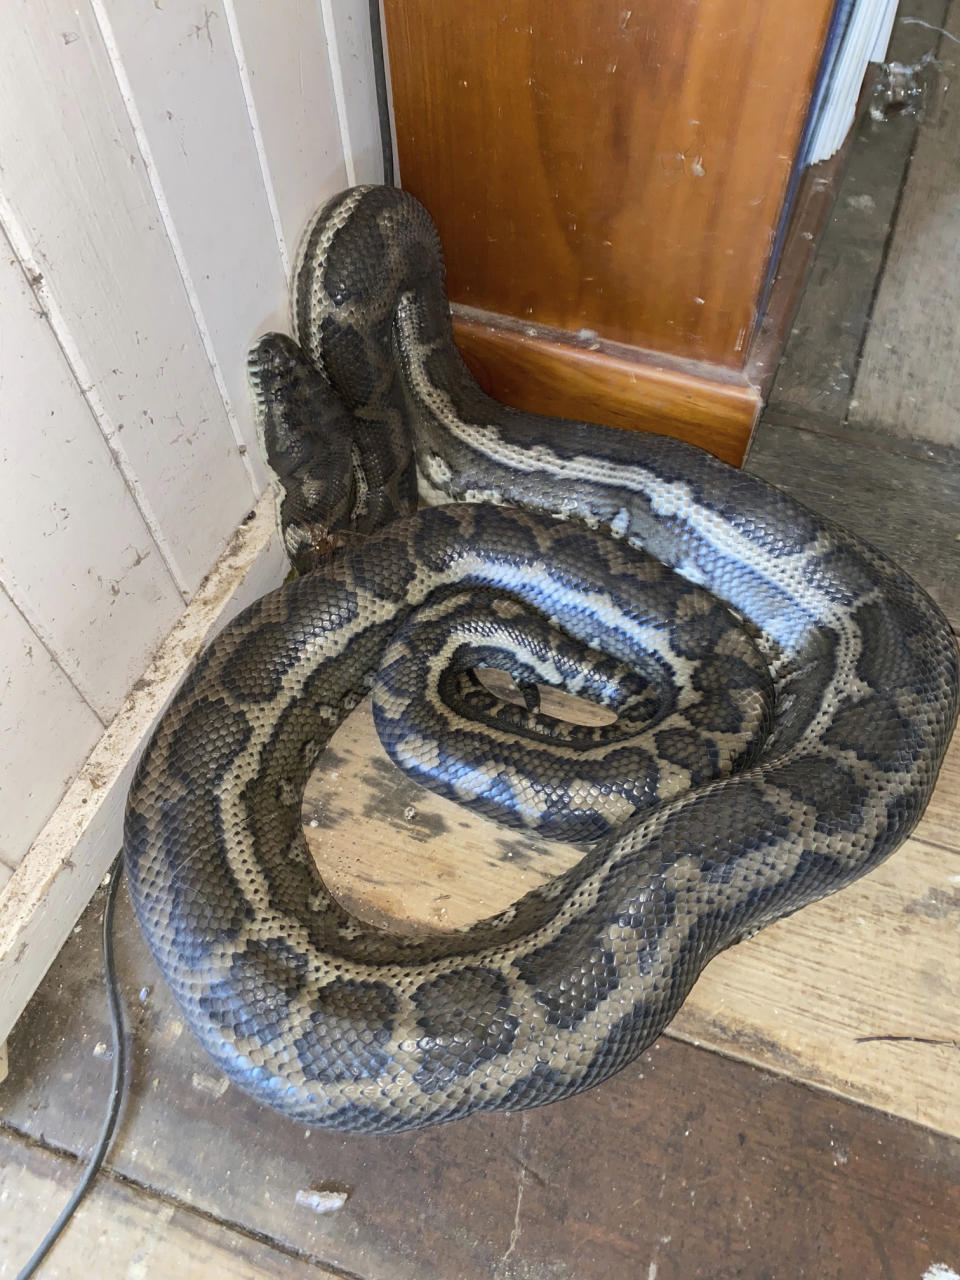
[124, 186, 959, 1133]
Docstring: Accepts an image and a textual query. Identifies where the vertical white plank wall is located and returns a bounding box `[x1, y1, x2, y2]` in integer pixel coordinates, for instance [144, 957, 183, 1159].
[0, 0, 383, 1041]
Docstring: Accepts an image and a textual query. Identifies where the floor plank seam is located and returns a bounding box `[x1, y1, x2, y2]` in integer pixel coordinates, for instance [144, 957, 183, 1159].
[909, 833, 960, 859]
[756, 409, 960, 470]
[844, 99, 926, 424]
[0, 1118, 369, 1280]
[666, 1018, 960, 1138]
[853, 1032, 960, 1051]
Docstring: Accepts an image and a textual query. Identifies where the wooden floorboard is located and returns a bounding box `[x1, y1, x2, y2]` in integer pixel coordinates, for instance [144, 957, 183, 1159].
[0, 1128, 336, 1279]
[851, 1, 960, 447]
[766, 0, 952, 428]
[674, 823, 960, 1134]
[2, 890, 960, 1280]
[745, 416, 960, 631]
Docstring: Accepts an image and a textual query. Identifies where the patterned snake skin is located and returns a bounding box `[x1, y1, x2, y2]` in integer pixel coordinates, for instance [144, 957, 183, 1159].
[124, 186, 959, 1133]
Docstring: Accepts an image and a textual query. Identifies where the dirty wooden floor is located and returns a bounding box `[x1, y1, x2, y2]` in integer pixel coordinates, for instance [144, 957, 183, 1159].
[4, 11, 960, 1279]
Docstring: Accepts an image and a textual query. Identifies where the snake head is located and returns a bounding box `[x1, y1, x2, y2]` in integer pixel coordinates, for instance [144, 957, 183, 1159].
[248, 332, 357, 472]
[248, 332, 330, 421]
[248, 331, 362, 576]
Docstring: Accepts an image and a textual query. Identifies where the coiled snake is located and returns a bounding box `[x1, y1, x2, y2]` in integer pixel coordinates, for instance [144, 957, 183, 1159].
[124, 186, 959, 1133]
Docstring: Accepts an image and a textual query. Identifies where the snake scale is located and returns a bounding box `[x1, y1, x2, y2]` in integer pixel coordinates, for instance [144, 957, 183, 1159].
[124, 186, 959, 1133]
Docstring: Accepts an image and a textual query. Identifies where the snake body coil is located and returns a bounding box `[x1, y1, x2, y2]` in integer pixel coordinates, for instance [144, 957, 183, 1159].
[124, 187, 959, 1133]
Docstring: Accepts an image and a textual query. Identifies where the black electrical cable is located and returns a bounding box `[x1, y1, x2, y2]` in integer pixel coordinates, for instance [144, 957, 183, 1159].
[15, 859, 127, 1280]
[368, 0, 395, 185]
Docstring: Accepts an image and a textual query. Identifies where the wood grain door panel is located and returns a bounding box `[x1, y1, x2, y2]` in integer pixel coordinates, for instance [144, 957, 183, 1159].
[384, 0, 835, 369]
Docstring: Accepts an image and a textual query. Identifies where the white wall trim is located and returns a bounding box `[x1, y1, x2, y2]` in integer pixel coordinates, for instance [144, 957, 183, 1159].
[0, 570, 105, 734]
[222, 0, 292, 278]
[0, 491, 286, 1047]
[318, 0, 360, 187]
[88, 0, 264, 498]
[806, 0, 899, 165]
[0, 201, 192, 601]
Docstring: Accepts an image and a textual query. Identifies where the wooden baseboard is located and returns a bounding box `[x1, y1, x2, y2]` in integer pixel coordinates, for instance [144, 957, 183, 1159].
[0, 492, 286, 1047]
[747, 67, 881, 397]
[452, 308, 759, 467]
[747, 149, 851, 399]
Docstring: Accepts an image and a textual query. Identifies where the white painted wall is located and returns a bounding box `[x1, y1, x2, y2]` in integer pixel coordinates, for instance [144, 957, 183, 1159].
[0, 0, 382, 887]
[805, 0, 898, 164]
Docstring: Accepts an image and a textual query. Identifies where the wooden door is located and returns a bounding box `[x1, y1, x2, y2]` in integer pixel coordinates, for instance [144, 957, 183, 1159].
[383, 0, 836, 463]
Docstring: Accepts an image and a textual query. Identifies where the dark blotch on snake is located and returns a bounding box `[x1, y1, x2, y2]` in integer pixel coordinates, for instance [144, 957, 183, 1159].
[823, 695, 922, 771]
[322, 206, 390, 307]
[412, 968, 520, 1090]
[483, 1062, 579, 1112]
[514, 915, 624, 1031]
[165, 698, 251, 787]
[687, 654, 773, 736]
[159, 791, 252, 965]
[410, 507, 470, 572]
[856, 596, 931, 690]
[768, 756, 868, 835]
[293, 978, 400, 1084]
[220, 620, 314, 703]
[348, 536, 416, 602]
[199, 938, 310, 1045]
[669, 601, 740, 658]
[652, 783, 790, 873]
[653, 726, 720, 784]
[318, 317, 381, 412]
